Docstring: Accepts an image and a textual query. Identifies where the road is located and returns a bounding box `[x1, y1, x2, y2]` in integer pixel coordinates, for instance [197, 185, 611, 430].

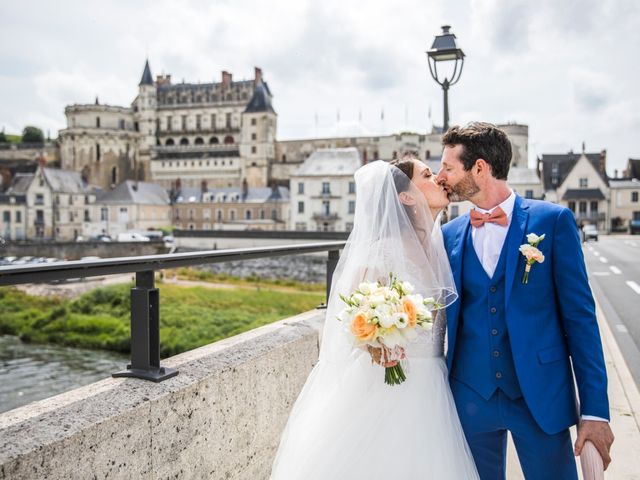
[582, 235, 640, 388]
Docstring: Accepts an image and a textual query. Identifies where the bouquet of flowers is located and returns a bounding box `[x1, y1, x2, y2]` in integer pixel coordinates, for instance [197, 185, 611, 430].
[337, 274, 442, 386]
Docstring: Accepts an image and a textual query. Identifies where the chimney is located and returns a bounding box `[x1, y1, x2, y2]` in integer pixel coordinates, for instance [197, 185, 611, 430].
[254, 67, 263, 85]
[599, 149, 607, 175]
[614, 169, 619, 179]
[222, 71, 232, 88]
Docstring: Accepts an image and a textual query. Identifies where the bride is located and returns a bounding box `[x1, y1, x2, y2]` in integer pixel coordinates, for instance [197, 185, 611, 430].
[270, 156, 479, 479]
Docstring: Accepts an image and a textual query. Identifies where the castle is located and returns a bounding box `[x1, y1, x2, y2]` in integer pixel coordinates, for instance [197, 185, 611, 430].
[58, 60, 531, 193]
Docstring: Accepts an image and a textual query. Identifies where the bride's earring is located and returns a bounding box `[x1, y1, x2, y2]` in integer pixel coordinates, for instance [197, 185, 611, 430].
[413, 208, 418, 215]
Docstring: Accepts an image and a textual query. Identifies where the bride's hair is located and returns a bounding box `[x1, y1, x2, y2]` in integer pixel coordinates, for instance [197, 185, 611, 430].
[390, 152, 427, 240]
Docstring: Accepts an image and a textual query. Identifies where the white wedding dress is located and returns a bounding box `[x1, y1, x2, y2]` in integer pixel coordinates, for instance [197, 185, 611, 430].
[270, 161, 479, 480]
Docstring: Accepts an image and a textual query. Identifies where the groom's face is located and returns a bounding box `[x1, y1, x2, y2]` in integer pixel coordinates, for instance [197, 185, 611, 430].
[437, 145, 480, 202]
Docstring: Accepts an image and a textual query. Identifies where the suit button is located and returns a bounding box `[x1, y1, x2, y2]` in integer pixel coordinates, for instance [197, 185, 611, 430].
[491, 329, 498, 336]
[490, 307, 497, 314]
[493, 350, 500, 357]
[495, 372, 503, 379]
[490, 286, 497, 293]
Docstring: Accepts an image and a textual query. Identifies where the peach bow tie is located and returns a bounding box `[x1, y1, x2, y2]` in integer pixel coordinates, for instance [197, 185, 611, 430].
[470, 207, 508, 228]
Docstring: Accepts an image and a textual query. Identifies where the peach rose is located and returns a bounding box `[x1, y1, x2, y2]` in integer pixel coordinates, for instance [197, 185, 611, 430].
[402, 298, 418, 328]
[350, 312, 378, 343]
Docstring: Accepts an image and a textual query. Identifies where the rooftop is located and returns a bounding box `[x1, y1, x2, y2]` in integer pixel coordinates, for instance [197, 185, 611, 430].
[295, 148, 361, 177]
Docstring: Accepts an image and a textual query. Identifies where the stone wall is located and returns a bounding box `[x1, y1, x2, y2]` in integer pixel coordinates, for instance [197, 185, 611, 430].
[0, 241, 168, 260]
[0, 310, 324, 480]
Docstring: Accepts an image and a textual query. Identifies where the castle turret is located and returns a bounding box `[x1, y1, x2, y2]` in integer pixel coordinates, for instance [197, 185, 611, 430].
[133, 59, 157, 180]
[240, 68, 277, 188]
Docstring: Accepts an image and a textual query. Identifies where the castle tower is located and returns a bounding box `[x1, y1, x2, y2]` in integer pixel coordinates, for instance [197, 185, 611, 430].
[132, 59, 157, 180]
[240, 68, 277, 188]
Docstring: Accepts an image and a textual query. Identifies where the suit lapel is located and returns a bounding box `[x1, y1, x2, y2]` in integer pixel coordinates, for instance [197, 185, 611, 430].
[505, 195, 530, 304]
[447, 216, 471, 346]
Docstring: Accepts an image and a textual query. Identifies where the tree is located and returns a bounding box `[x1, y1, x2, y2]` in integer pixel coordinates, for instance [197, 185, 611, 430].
[21, 126, 44, 144]
[0, 131, 7, 143]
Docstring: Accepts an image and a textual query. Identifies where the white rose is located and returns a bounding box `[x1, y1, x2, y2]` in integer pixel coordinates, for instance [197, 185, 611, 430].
[337, 308, 352, 323]
[377, 310, 395, 329]
[359, 282, 372, 295]
[369, 294, 386, 307]
[401, 327, 418, 341]
[387, 289, 400, 301]
[401, 281, 415, 294]
[382, 328, 406, 348]
[393, 312, 409, 328]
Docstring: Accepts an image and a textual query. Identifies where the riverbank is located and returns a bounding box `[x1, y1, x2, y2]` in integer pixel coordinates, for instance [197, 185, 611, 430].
[0, 282, 324, 357]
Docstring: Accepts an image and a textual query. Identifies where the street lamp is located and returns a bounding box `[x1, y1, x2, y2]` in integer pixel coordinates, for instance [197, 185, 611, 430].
[426, 25, 465, 132]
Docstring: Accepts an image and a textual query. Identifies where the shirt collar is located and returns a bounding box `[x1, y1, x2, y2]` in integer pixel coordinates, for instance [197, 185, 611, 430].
[473, 190, 516, 218]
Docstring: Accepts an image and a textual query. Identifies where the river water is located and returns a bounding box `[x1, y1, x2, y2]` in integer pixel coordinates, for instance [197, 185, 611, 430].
[0, 335, 127, 414]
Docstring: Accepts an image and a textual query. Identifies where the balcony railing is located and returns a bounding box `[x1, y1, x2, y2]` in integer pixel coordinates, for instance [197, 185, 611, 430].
[312, 212, 340, 221]
[574, 212, 606, 221]
[0, 242, 345, 382]
[158, 127, 240, 136]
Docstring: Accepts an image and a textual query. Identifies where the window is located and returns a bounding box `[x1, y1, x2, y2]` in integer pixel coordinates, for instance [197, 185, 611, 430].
[167, 116, 172, 131]
[180, 138, 189, 146]
[579, 178, 588, 188]
[590, 201, 598, 213]
[579, 201, 587, 213]
[251, 146, 257, 154]
[119, 119, 125, 129]
[251, 118, 257, 126]
[36, 210, 44, 223]
[84, 210, 90, 222]
[96, 143, 101, 162]
[216, 210, 222, 221]
[196, 114, 201, 129]
[96, 117, 100, 128]
[16, 211, 21, 223]
[181, 115, 187, 130]
[251, 133, 257, 141]
[211, 114, 216, 128]
[298, 201, 304, 214]
[2, 211, 9, 222]
[525, 190, 534, 199]
[188, 209, 195, 220]
[271, 209, 277, 220]
[345, 222, 354, 232]
[322, 182, 330, 194]
[35, 194, 44, 205]
[203, 209, 211, 220]
[230, 210, 236, 221]
[69, 212, 73, 222]
[323, 200, 330, 215]
[260, 209, 265, 219]
[111, 167, 117, 185]
[245, 210, 251, 220]
[298, 182, 304, 194]
[101, 207, 108, 221]
[568, 201, 576, 212]
[349, 182, 356, 194]
[632, 192, 639, 203]
[295, 222, 307, 231]
[226, 113, 232, 128]
[55, 210, 60, 222]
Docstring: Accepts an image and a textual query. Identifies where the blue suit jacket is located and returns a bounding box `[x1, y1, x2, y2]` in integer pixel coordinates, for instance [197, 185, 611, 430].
[442, 195, 610, 434]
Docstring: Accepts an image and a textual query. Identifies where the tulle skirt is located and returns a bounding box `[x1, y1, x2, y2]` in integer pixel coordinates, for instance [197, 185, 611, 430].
[270, 350, 479, 479]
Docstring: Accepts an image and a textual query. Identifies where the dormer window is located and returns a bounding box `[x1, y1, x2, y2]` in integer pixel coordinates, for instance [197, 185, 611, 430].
[579, 178, 588, 188]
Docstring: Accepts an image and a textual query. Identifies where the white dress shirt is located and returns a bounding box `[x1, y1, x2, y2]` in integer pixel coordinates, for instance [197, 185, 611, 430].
[470, 191, 606, 422]
[471, 191, 516, 278]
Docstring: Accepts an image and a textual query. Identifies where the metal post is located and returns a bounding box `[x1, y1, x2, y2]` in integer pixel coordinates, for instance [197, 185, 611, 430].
[317, 249, 340, 310]
[113, 270, 178, 382]
[442, 79, 450, 132]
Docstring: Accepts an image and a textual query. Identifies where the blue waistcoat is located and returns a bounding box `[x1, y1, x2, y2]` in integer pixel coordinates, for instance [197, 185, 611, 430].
[450, 225, 522, 400]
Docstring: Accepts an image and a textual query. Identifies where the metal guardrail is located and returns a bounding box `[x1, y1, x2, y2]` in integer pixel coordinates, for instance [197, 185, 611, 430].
[0, 242, 345, 382]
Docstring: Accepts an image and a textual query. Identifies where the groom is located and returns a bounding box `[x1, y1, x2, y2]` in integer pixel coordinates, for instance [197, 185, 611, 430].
[436, 122, 614, 479]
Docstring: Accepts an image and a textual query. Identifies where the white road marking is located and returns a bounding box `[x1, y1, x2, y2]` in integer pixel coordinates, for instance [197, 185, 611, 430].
[599, 257, 608, 263]
[626, 281, 640, 295]
[591, 272, 610, 276]
[593, 251, 600, 256]
[616, 324, 629, 333]
[610, 266, 622, 275]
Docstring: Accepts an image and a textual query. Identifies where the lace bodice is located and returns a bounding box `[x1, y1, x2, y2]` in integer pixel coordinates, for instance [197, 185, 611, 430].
[405, 309, 446, 358]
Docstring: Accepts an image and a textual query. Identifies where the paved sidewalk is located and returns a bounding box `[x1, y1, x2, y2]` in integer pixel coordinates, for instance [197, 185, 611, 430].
[506, 298, 640, 478]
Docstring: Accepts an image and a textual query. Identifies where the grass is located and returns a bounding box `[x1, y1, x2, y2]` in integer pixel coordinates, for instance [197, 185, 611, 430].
[0, 282, 324, 357]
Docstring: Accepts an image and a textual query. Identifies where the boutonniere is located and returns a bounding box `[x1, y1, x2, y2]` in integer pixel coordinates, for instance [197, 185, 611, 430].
[519, 233, 545, 284]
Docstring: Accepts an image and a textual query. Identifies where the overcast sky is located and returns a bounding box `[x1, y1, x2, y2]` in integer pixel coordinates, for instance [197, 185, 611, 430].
[1, 0, 638, 174]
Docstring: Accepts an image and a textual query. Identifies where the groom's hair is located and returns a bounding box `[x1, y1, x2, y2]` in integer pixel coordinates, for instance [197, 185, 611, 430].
[442, 122, 512, 180]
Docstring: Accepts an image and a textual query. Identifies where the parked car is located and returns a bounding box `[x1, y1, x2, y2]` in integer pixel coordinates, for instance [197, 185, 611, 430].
[630, 219, 640, 235]
[582, 224, 598, 242]
[90, 234, 112, 242]
[117, 232, 150, 242]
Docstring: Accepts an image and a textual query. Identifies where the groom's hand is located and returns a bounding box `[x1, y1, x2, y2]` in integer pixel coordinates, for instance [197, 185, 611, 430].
[574, 420, 614, 470]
